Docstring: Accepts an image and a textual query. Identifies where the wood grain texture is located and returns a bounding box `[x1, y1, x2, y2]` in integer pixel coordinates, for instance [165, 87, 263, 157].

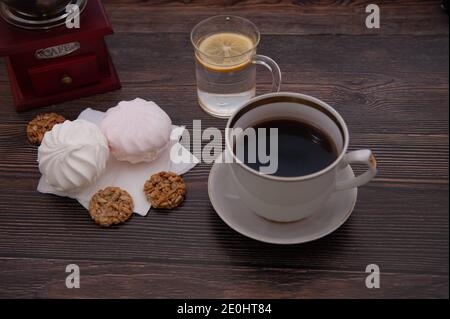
[4, 32, 447, 134]
[0, 0, 448, 298]
[0, 257, 448, 298]
[102, 0, 449, 36]
[0, 183, 448, 275]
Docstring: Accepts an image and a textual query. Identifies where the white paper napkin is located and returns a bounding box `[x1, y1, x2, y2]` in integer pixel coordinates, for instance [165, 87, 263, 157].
[37, 107, 198, 216]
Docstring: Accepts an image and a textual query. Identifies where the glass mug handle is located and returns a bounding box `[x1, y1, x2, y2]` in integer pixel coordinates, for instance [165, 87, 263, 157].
[252, 55, 282, 93]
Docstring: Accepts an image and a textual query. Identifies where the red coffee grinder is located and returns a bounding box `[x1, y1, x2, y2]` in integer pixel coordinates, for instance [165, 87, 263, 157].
[0, 0, 121, 111]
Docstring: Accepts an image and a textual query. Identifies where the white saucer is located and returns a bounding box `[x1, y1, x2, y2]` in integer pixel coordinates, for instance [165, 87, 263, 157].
[208, 155, 358, 245]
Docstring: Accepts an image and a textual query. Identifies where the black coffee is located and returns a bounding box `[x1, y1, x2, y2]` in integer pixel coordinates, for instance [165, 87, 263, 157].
[238, 119, 338, 177]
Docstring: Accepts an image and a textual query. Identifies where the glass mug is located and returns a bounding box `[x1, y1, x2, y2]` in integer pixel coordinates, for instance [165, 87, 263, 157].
[191, 15, 282, 118]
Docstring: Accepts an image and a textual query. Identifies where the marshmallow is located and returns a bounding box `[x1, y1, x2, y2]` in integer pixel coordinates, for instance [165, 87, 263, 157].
[38, 119, 109, 193]
[100, 98, 172, 164]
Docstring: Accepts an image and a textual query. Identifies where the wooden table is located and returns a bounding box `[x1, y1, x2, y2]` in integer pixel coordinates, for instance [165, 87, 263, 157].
[0, 0, 448, 299]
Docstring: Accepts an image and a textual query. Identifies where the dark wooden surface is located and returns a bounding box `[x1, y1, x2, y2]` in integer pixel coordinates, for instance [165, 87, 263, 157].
[0, 0, 448, 299]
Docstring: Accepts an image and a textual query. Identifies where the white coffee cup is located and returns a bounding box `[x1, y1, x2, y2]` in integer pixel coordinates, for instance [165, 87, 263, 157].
[225, 92, 377, 222]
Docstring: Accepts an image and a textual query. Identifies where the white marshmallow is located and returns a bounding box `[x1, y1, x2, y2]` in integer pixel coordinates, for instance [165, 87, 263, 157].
[100, 98, 172, 164]
[38, 119, 109, 193]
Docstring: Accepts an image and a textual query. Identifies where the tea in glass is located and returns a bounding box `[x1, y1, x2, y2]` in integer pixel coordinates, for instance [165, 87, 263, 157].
[191, 16, 281, 118]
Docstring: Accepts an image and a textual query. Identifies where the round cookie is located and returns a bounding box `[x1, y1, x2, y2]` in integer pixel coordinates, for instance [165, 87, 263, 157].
[144, 172, 186, 209]
[27, 113, 65, 145]
[89, 187, 134, 227]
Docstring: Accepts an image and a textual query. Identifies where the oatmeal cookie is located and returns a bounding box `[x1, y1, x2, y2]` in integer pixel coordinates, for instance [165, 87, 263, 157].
[144, 171, 186, 209]
[27, 113, 65, 145]
[89, 187, 134, 227]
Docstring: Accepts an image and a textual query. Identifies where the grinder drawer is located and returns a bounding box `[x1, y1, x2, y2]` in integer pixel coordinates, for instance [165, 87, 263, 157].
[28, 54, 101, 96]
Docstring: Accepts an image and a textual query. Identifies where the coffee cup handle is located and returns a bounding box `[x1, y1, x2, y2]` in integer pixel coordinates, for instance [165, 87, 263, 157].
[253, 55, 282, 93]
[335, 150, 377, 191]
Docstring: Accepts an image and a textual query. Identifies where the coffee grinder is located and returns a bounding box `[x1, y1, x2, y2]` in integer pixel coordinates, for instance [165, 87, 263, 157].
[0, 0, 121, 111]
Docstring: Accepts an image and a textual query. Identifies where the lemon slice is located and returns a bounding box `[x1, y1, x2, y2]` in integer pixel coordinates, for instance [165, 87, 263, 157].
[197, 32, 255, 72]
